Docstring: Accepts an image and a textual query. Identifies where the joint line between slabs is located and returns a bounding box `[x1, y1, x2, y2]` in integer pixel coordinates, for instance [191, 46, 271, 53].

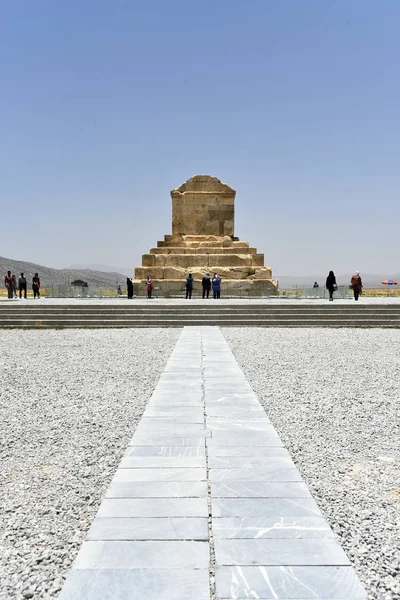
[201, 327, 216, 600]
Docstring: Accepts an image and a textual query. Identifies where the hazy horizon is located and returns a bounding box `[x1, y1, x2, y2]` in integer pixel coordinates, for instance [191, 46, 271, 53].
[1, 1, 399, 275]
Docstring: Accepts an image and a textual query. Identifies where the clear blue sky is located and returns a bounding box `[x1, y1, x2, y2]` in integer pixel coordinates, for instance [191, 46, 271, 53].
[1, 0, 399, 276]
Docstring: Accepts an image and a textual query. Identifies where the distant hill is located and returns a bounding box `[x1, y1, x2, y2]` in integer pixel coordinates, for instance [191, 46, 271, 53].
[1, 256, 128, 288]
[68, 263, 132, 276]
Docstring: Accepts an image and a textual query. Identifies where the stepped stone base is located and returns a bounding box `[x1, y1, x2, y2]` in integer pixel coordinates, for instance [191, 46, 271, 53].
[133, 278, 278, 297]
[134, 234, 278, 297]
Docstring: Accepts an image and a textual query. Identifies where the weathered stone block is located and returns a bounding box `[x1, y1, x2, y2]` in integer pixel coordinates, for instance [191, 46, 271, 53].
[171, 176, 235, 236]
[252, 254, 265, 267]
[134, 267, 165, 280]
[208, 254, 252, 267]
[162, 254, 208, 268]
[208, 267, 256, 280]
[142, 254, 156, 267]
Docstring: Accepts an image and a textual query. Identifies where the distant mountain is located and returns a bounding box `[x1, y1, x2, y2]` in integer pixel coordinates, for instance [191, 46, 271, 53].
[1, 256, 128, 288]
[68, 263, 132, 276]
[276, 273, 400, 289]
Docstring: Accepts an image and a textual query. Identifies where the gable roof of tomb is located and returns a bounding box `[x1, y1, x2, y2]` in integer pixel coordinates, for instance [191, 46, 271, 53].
[171, 175, 236, 196]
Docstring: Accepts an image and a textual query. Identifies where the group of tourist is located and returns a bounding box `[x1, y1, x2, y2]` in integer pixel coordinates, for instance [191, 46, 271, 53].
[4, 272, 41, 299]
[125, 273, 223, 299]
[185, 272, 221, 299]
[326, 270, 363, 301]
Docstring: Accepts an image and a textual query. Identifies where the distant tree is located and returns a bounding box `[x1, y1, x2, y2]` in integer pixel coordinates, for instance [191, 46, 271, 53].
[71, 279, 88, 287]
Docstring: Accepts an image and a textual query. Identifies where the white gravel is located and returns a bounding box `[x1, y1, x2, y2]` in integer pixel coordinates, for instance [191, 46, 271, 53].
[223, 328, 400, 600]
[0, 329, 180, 600]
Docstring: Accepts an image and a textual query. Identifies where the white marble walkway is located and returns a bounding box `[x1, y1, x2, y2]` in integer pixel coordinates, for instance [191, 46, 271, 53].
[59, 327, 367, 599]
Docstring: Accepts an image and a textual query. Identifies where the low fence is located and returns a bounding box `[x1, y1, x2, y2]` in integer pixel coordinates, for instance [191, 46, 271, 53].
[1, 285, 399, 299]
[279, 286, 400, 299]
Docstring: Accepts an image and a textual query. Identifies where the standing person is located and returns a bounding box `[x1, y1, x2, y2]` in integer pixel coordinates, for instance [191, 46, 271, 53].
[185, 273, 194, 299]
[117, 284, 122, 296]
[4, 271, 13, 299]
[326, 270, 337, 301]
[201, 272, 211, 299]
[212, 273, 221, 299]
[146, 275, 153, 299]
[32, 273, 41, 299]
[126, 277, 134, 299]
[11, 274, 17, 298]
[18, 273, 27, 299]
[350, 271, 363, 301]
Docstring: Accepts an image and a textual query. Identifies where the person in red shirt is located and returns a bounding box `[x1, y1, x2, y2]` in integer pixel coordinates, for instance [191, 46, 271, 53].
[4, 270, 13, 299]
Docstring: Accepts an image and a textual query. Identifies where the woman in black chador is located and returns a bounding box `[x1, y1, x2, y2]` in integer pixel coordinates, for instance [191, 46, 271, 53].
[326, 270, 337, 301]
[126, 277, 134, 299]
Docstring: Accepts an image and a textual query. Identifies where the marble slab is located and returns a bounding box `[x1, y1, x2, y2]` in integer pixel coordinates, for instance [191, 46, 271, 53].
[106, 481, 207, 498]
[59, 568, 210, 600]
[207, 434, 284, 447]
[135, 424, 211, 437]
[97, 498, 208, 518]
[203, 368, 246, 377]
[147, 400, 204, 406]
[208, 456, 295, 469]
[143, 406, 204, 423]
[209, 468, 302, 483]
[135, 423, 210, 435]
[204, 384, 252, 392]
[205, 406, 265, 417]
[212, 517, 335, 539]
[212, 498, 321, 518]
[142, 415, 205, 423]
[208, 446, 291, 458]
[87, 517, 208, 540]
[215, 566, 367, 599]
[214, 538, 350, 566]
[112, 468, 206, 482]
[205, 391, 259, 399]
[124, 446, 205, 457]
[119, 456, 206, 468]
[211, 481, 311, 498]
[74, 540, 210, 569]
[206, 420, 274, 432]
[158, 374, 203, 382]
[129, 436, 206, 446]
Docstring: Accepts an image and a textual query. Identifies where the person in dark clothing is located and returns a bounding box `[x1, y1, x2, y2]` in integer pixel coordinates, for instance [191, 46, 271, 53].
[350, 271, 363, 301]
[313, 281, 319, 288]
[126, 277, 134, 299]
[4, 271, 13, 299]
[32, 273, 40, 299]
[185, 273, 194, 299]
[212, 273, 221, 299]
[18, 273, 27, 298]
[326, 271, 337, 301]
[202, 272, 211, 298]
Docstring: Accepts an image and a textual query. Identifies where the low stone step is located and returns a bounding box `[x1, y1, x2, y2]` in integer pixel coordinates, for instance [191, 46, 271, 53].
[1, 318, 399, 328]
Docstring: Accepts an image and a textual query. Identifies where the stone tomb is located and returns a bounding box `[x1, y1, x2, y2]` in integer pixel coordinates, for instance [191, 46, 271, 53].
[133, 175, 278, 296]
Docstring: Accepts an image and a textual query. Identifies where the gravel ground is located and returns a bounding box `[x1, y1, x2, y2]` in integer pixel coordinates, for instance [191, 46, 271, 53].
[0, 329, 180, 600]
[223, 328, 400, 600]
